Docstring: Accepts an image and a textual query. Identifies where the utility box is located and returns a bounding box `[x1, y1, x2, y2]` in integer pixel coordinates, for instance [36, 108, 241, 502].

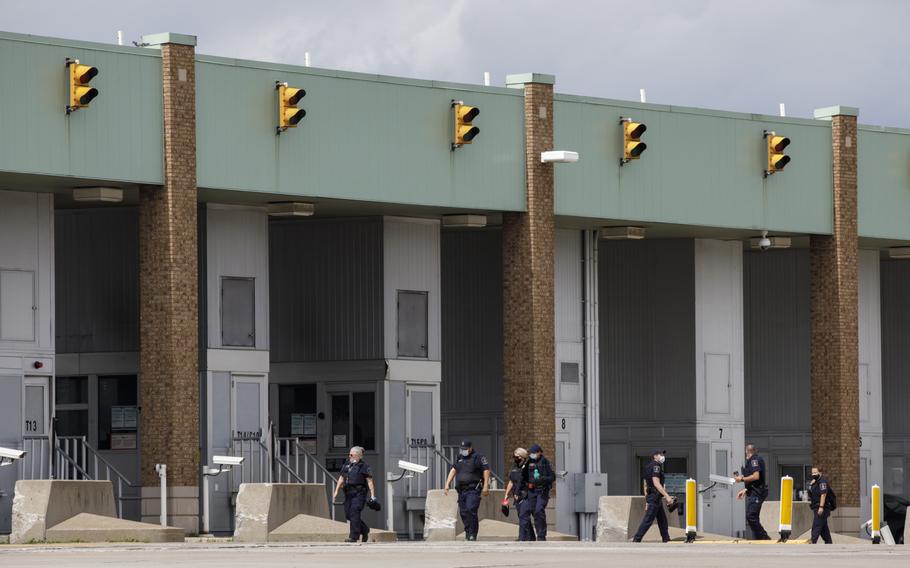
[574, 473, 609, 513]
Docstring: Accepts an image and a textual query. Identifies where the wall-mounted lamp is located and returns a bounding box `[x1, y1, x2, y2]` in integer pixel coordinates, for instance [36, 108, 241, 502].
[540, 150, 579, 163]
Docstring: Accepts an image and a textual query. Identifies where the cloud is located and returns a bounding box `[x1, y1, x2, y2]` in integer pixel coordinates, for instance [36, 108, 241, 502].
[2, 0, 908, 126]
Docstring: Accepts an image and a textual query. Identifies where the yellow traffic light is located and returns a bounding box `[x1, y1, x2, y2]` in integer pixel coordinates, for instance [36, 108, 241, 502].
[452, 100, 479, 149]
[765, 130, 791, 176]
[66, 58, 99, 114]
[277, 82, 306, 134]
[621, 117, 646, 165]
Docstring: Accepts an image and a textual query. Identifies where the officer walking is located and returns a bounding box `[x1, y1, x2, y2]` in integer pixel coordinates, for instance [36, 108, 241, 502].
[443, 440, 490, 541]
[631, 449, 673, 543]
[332, 446, 377, 543]
[733, 444, 771, 540]
[526, 443, 555, 541]
[504, 447, 534, 541]
[808, 466, 834, 544]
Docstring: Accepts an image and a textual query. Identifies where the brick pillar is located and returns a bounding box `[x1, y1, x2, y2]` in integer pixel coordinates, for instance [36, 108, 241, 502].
[138, 33, 199, 534]
[502, 73, 556, 466]
[810, 106, 860, 512]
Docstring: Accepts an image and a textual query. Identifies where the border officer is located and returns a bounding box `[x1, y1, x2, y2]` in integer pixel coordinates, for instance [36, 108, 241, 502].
[734, 444, 771, 540]
[332, 446, 377, 543]
[632, 448, 673, 543]
[505, 447, 534, 541]
[526, 443, 555, 541]
[444, 440, 491, 541]
[808, 466, 834, 544]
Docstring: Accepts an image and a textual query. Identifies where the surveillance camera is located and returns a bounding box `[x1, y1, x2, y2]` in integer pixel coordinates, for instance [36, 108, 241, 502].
[212, 455, 244, 466]
[398, 460, 429, 474]
[0, 447, 26, 461]
[758, 236, 771, 251]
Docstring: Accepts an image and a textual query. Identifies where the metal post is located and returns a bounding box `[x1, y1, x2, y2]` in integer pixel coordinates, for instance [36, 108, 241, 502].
[686, 479, 697, 543]
[202, 468, 210, 534]
[156, 464, 168, 527]
[872, 484, 881, 544]
[386, 473, 395, 534]
[778, 476, 793, 542]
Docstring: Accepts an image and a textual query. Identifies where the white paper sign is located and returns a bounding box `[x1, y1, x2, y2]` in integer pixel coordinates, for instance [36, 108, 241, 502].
[333, 434, 347, 448]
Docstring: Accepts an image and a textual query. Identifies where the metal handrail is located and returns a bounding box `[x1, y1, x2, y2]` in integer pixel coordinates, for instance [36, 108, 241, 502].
[55, 436, 140, 519]
[274, 437, 339, 521]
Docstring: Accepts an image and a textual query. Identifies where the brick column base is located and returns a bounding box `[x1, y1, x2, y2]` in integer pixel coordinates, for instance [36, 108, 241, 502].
[141, 486, 199, 535]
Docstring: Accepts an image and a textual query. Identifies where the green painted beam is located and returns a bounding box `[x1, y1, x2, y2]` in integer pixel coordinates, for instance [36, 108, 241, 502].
[0, 33, 163, 185]
[195, 57, 527, 212]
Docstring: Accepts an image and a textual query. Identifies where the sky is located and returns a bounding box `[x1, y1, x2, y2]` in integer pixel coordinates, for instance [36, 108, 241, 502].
[2, 0, 909, 127]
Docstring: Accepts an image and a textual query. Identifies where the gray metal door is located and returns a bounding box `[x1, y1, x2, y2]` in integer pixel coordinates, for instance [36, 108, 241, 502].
[0, 375, 22, 534]
[221, 277, 255, 347]
[397, 290, 428, 358]
[0, 270, 36, 341]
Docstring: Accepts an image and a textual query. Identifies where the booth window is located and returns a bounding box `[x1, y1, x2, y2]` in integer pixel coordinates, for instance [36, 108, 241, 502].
[331, 392, 376, 451]
[98, 375, 138, 450]
[278, 384, 317, 439]
[55, 376, 88, 437]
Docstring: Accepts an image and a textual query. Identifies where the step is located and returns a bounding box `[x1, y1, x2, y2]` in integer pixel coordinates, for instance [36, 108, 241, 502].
[44, 513, 184, 543]
[268, 514, 396, 543]
[456, 519, 577, 542]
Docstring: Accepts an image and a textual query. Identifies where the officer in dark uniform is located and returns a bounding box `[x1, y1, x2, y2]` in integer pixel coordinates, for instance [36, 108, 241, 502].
[527, 443, 555, 541]
[808, 466, 833, 544]
[733, 444, 770, 540]
[505, 447, 534, 541]
[332, 446, 377, 543]
[632, 449, 673, 543]
[443, 440, 490, 541]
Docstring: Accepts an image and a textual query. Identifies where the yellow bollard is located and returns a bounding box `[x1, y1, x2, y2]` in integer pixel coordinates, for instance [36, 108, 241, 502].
[685, 478, 697, 543]
[871, 484, 881, 544]
[778, 476, 793, 542]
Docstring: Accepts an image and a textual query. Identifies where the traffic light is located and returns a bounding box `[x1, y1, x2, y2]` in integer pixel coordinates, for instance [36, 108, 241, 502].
[276, 81, 306, 134]
[65, 58, 99, 114]
[764, 130, 791, 176]
[620, 117, 646, 165]
[452, 100, 479, 149]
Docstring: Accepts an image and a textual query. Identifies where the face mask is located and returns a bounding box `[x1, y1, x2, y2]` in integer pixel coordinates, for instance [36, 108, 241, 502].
[350, 457, 360, 464]
[514, 457, 522, 465]
[657, 455, 666, 464]
[460, 450, 470, 457]
[812, 474, 820, 481]
[529, 453, 539, 460]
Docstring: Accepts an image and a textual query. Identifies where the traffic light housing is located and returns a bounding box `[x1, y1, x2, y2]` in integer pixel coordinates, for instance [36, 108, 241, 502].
[452, 100, 479, 149]
[277, 82, 306, 134]
[621, 117, 647, 165]
[66, 58, 99, 114]
[764, 130, 791, 176]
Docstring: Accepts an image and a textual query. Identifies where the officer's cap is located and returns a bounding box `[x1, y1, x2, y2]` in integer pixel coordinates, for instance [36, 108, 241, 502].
[529, 444, 542, 453]
[652, 448, 666, 456]
[460, 440, 472, 449]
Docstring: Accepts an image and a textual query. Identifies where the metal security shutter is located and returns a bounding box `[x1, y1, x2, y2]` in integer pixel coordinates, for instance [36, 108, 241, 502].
[221, 277, 255, 347]
[397, 290, 428, 358]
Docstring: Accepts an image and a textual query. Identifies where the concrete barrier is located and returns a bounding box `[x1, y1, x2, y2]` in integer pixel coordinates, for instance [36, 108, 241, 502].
[424, 489, 560, 541]
[233, 483, 331, 543]
[595, 496, 682, 542]
[760, 501, 814, 540]
[11, 480, 182, 544]
[12, 480, 116, 543]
